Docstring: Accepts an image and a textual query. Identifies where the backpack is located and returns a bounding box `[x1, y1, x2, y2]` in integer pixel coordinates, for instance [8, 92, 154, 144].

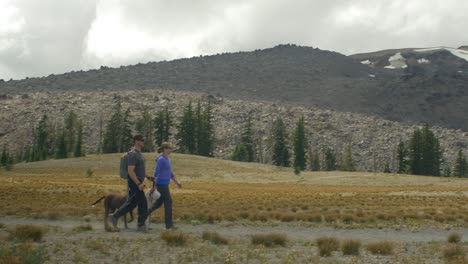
[119, 150, 133, 179]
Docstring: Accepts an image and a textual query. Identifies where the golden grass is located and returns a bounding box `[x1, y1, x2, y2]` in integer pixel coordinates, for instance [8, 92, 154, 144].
[366, 241, 394, 255]
[8, 225, 46, 242]
[1, 153, 468, 227]
[316, 237, 340, 256]
[251, 233, 288, 247]
[161, 231, 188, 247]
[202, 231, 229, 245]
[341, 239, 361, 256]
[443, 244, 466, 262]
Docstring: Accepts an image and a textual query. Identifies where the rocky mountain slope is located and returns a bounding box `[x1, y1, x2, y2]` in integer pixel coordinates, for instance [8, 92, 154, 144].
[1, 89, 467, 172]
[1, 44, 467, 130]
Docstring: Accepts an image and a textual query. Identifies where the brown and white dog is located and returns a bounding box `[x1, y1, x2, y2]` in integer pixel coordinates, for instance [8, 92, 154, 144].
[91, 194, 134, 230]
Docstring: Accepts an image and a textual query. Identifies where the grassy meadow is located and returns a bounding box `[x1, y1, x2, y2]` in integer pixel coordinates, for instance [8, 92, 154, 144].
[1, 153, 468, 228]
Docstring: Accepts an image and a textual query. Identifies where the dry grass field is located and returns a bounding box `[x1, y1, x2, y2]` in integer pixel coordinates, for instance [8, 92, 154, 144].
[1, 153, 468, 263]
[1, 153, 468, 227]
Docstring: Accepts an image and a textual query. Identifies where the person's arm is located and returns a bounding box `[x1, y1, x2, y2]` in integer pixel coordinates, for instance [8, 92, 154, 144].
[151, 157, 162, 191]
[128, 165, 144, 191]
[171, 172, 182, 188]
[128, 153, 144, 191]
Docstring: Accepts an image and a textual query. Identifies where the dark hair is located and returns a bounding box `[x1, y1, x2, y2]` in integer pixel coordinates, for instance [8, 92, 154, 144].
[133, 135, 144, 142]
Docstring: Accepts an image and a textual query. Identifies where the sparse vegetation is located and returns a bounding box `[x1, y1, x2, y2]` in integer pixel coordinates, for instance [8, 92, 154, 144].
[443, 244, 466, 262]
[161, 231, 188, 246]
[366, 241, 394, 255]
[316, 236, 340, 257]
[8, 225, 46, 242]
[448, 232, 463, 244]
[341, 239, 361, 256]
[202, 231, 228, 245]
[0, 241, 48, 264]
[251, 233, 288, 247]
[73, 225, 93, 232]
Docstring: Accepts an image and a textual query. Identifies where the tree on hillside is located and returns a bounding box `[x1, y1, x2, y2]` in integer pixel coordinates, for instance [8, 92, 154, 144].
[31, 114, 52, 161]
[231, 144, 249, 162]
[176, 101, 196, 154]
[407, 126, 442, 176]
[271, 117, 290, 167]
[64, 110, 78, 155]
[241, 115, 255, 162]
[396, 140, 408, 174]
[293, 116, 308, 171]
[196, 102, 215, 157]
[309, 148, 321, 171]
[454, 150, 467, 177]
[0, 145, 7, 167]
[136, 109, 155, 152]
[154, 106, 172, 147]
[341, 145, 356, 172]
[103, 98, 133, 153]
[324, 147, 337, 171]
[74, 120, 84, 157]
[55, 128, 68, 159]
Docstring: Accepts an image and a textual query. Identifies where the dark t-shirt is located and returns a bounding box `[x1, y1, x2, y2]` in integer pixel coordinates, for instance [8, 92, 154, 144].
[127, 149, 146, 191]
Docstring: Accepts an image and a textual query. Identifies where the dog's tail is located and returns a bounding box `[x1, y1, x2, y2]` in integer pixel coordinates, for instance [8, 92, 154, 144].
[91, 196, 106, 207]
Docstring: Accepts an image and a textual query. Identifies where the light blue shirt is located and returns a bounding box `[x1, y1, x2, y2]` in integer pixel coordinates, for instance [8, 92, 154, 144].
[154, 155, 173, 185]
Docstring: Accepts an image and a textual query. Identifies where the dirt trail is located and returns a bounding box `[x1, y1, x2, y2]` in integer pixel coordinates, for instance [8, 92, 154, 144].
[1, 216, 466, 243]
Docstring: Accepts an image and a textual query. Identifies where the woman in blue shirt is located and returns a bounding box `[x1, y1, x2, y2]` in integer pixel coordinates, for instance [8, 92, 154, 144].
[147, 142, 181, 230]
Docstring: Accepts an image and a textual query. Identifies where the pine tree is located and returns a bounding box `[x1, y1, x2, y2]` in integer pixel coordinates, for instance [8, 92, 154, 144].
[310, 149, 321, 171]
[341, 145, 356, 171]
[4, 150, 14, 171]
[154, 106, 173, 147]
[103, 100, 123, 153]
[408, 128, 423, 175]
[396, 140, 408, 174]
[293, 116, 308, 171]
[0, 145, 7, 167]
[324, 147, 337, 171]
[74, 120, 84, 157]
[32, 114, 51, 161]
[64, 111, 78, 155]
[176, 101, 196, 154]
[121, 108, 133, 152]
[55, 128, 68, 159]
[198, 102, 215, 157]
[454, 150, 467, 177]
[383, 162, 391, 173]
[271, 117, 290, 167]
[136, 109, 154, 152]
[231, 144, 249, 162]
[443, 166, 452, 177]
[241, 115, 255, 162]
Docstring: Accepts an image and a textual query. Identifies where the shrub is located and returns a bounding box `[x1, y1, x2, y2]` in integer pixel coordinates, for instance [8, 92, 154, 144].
[443, 244, 466, 262]
[366, 241, 394, 255]
[202, 231, 228, 245]
[0, 242, 48, 264]
[341, 239, 361, 256]
[251, 233, 288, 247]
[86, 168, 94, 177]
[161, 231, 188, 247]
[47, 212, 62, 221]
[316, 237, 340, 257]
[73, 225, 93, 232]
[448, 232, 463, 244]
[8, 225, 46, 242]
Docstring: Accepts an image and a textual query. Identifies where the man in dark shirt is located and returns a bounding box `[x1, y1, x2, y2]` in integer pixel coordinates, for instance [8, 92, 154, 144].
[111, 135, 154, 231]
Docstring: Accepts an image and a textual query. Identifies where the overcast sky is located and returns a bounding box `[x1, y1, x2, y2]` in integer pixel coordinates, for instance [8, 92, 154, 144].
[1, 0, 467, 80]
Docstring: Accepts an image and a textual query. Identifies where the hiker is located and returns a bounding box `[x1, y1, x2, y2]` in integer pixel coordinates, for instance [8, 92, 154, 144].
[147, 142, 182, 230]
[111, 135, 154, 231]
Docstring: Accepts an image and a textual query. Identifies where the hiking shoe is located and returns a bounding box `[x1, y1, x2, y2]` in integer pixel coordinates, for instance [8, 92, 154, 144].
[111, 215, 119, 228]
[165, 226, 178, 231]
[137, 225, 148, 233]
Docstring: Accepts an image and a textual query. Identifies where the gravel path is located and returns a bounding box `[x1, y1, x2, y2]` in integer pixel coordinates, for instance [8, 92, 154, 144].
[1, 216, 466, 243]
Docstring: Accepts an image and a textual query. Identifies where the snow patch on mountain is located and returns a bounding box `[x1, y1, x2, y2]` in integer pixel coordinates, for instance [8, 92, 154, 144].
[418, 58, 430, 64]
[415, 47, 468, 62]
[384, 52, 407, 69]
[361, 60, 371, 65]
